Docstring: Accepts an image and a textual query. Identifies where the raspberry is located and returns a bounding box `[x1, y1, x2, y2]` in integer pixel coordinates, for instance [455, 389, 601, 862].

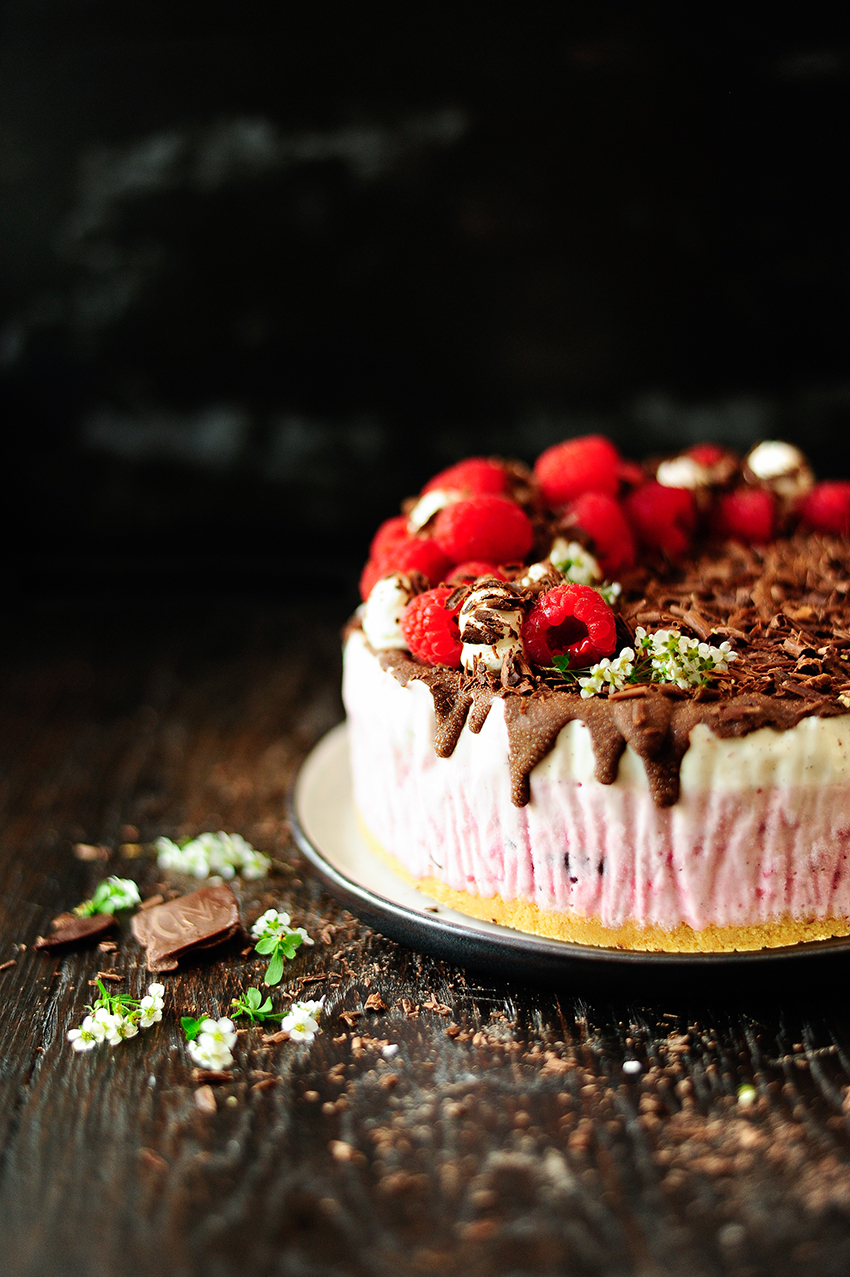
[533, 434, 621, 507]
[687, 443, 728, 467]
[522, 583, 618, 669]
[624, 481, 696, 558]
[563, 491, 636, 577]
[433, 495, 533, 565]
[712, 488, 775, 543]
[445, 560, 505, 585]
[799, 481, 850, 536]
[401, 587, 463, 667]
[369, 514, 410, 560]
[359, 536, 451, 602]
[422, 457, 508, 497]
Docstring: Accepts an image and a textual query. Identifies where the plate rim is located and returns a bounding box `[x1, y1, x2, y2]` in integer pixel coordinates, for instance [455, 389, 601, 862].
[290, 721, 850, 971]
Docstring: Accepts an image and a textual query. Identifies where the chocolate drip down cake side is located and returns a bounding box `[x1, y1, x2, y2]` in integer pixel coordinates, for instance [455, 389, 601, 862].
[343, 437, 850, 952]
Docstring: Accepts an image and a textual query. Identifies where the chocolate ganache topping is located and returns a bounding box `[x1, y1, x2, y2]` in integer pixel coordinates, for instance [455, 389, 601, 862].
[373, 533, 850, 808]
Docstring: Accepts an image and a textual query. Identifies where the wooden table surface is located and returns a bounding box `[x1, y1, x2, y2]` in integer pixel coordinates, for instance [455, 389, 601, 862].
[3, 590, 850, 1277]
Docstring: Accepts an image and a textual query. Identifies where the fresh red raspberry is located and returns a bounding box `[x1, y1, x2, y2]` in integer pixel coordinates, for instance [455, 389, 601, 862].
[401, 587, 463, 667]
[369, 514, 410, 560]
[687, 443, 728, 467]
[799, 481, 850, 536]
[712, 488, 775, 543]
[624, 481, 697, 559]
[522, 583, 618, 669]
[433, 495, 533, 565]
[359, 536, 451, 601]
[445, 560, 505, 585]
[422, 457, 508, 496]
[564, 491, 636, 577]
[533, 434, 621, 507]
[617, 458, 646, 489]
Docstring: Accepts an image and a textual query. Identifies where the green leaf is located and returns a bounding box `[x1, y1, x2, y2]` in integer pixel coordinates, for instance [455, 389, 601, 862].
[279, 936, 302, 960]
[90, 882, 113, 911]
[264, 950, 284, 986]
[246, 987, 262, 1009]
[258, 997, 273, 1015]
[181, 1016, 203, 1041]
[254, 935, 276, 955]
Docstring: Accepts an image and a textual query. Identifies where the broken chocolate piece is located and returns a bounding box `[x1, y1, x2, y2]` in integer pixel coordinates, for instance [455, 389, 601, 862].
[131, 883, 240, 972]
[34, 913, 117, 950]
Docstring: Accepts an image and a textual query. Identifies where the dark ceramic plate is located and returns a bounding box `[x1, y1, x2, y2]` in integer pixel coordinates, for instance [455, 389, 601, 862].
[291, 723, 850, 980]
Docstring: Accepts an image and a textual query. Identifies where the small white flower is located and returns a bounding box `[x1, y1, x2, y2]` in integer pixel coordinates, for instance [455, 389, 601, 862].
[67, 1014, 107, 1052]
[139, 985, 165, 1027]
[101, 877, 141, 911]
[549, 538, 602, 585]
[251, 909, 292, 941]
[188, 1037, 234, 1070]
[292, 926, 315, 947]
[105, 1013, 139, 1045]
[282, 997, 324, 1043]
[186, 1017, 237, 1069]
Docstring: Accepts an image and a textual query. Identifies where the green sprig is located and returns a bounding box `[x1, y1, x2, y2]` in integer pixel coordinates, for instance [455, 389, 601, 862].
[230, 986, 285, 1024]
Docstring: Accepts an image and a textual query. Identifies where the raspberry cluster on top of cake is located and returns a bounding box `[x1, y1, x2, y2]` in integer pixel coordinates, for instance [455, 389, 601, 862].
[344, 435, 850, 952]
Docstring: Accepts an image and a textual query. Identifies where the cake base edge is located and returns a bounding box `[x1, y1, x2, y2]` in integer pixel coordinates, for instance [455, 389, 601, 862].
[355, 811, 850, 954]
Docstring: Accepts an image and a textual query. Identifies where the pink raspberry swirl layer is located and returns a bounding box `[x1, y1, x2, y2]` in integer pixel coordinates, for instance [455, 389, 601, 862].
[343, 630, 850, 950]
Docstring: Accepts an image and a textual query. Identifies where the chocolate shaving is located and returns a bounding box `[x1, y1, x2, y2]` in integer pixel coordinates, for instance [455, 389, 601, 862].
[34, 912, 117, 951]
[131, 883, 240, 972]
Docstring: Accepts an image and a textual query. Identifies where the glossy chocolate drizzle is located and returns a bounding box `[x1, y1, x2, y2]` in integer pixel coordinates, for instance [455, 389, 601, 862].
[379, 650, 837, 808]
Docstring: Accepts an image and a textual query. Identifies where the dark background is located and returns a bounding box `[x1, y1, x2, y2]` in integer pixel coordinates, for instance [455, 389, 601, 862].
[2, 8, 850, 604]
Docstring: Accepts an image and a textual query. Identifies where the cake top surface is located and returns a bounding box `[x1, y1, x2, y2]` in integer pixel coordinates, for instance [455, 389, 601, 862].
[350, 435, 850, 806]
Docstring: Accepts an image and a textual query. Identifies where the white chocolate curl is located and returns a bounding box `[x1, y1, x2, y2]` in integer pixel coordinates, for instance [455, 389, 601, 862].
[656, 456, 713, 490]
[362, 574, 416, 650]
[459, 584, 525, 673]
[407, 488, 453, 533]
[745, 441, 814, 500]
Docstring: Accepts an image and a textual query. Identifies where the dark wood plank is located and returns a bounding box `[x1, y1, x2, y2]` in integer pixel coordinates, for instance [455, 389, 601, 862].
[3, 595, 850, 1277]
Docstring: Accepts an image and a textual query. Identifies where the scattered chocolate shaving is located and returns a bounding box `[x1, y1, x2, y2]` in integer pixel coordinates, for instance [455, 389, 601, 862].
[0, 960, 17, 972]
[73, 843, 109, 861]
[260, 1030, 290, 1045]
[339, 1010, 363, 1026]
[34, 913, 117, 951]
[422, 998, 452, 1016]
[138, 894, 165, 911]
[190, 1068, 234, 1083]
[98, 940, 118, 953]
[131, 883, 240, 972]
[88, 972, 124, 985]
[364, 993, 387, 1012]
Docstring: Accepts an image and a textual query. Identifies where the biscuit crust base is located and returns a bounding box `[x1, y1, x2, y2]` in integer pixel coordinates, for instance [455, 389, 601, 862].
[356, 814, 850, 954]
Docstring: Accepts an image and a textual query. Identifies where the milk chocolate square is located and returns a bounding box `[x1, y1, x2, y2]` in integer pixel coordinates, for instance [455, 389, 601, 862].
[132, 883, 240, 972]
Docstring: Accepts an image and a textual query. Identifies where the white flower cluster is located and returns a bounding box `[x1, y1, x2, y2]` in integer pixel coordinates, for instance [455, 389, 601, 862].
[187, 1017, 238, 1070]
[281, 998, 325, 1043]
[549, 538, 602, 585]
[155, 831, 270, 880]
[578, 649, 636, 698]
[250, 908, 314, 948]
[634, 627, 736, 689]
[67, 983, 165, 1052]
[578, 627, 737, 698]
[75, 876, 141, 917]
